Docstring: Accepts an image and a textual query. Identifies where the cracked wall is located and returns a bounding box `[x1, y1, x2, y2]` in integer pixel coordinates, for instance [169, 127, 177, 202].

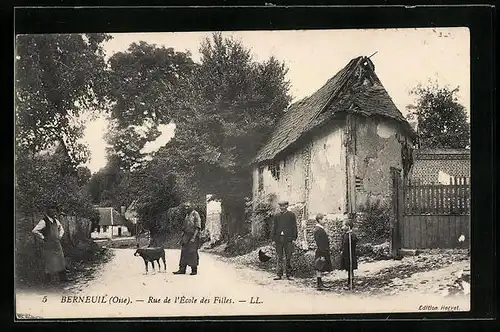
[252, 122, 345, 220]
[307, 124, 346, 219]
[353, 116, 409, 206]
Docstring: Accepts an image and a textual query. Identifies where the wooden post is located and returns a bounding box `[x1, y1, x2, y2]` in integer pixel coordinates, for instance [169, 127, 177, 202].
[348, 230, 353, 290]
[390, 167, 402, 257]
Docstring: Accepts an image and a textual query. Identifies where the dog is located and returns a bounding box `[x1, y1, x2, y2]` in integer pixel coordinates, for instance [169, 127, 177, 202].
[134, 244, 166, 274]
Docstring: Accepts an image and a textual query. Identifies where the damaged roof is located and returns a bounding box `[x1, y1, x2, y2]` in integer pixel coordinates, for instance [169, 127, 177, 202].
[253, 56, 416, 164]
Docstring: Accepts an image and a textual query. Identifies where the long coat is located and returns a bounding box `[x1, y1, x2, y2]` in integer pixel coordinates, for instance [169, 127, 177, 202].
[313, 225, 333, 272]
[340, 231, 358, 271]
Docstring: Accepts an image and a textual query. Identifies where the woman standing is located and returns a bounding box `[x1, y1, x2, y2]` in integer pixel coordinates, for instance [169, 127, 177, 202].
[32, 204, 67, 284]
[313, 213, 332, 290]
[340, 220, 358, 289]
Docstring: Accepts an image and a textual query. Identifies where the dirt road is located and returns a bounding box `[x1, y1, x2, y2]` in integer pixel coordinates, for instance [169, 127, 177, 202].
[16, 249, 469, 319]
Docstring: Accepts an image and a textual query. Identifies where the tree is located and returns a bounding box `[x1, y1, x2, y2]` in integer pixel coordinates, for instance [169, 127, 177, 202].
[162, 33, 292, 239]
[407, 82, 470, 149]
[15, 34, 111, 165]
[103, 34, 291, 241]
[15, 34, 111, 217]
[105, 41, 198, 170]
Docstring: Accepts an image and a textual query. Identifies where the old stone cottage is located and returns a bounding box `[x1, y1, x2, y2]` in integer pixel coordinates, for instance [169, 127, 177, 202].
[251, 56, 416, 247]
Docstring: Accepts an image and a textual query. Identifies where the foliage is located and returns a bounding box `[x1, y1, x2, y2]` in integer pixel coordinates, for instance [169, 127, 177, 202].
[407, 82, 470, 149]
[245, 193, 278, 239]
[15, 33, 111, 165]
[105, 41, 198, 170]
[356, 198, 392, 245]
[15, 150, 99, 221]
[102, 34, 292, 240]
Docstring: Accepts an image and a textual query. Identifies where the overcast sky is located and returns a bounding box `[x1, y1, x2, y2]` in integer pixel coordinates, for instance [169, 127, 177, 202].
[83, 28, 470, 173]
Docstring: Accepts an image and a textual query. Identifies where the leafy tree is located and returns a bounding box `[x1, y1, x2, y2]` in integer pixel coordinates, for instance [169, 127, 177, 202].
[103, 34, 291, 241]
[15, 148, 97, 220]
[15, 33, 110, 221]
[151, 33, 292, 239]
[105, 41, 198, 170]
[15, 33, 111, 165]
[407, 82, 470, 149]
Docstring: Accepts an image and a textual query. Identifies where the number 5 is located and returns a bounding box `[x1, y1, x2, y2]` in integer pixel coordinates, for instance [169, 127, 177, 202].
[42, 296, 47, 303]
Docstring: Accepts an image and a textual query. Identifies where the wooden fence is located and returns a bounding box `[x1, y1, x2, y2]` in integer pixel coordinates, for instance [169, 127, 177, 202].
[405, 178, 470, 215]
[399, 177, 470, 249]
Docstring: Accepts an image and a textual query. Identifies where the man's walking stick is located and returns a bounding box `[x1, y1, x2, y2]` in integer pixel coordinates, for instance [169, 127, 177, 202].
[348, 230, 353, 290]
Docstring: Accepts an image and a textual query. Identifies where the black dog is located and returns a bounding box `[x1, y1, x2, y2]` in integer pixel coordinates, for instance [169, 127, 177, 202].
[134, 245, 166, 274]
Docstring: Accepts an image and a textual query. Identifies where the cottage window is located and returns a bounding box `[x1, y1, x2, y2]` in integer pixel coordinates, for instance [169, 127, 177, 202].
[258, 166, 264, 192]
[269, 162, 280, 181]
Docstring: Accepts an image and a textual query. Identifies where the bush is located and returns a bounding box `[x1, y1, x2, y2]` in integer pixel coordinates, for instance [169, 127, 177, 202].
[223, 234, 271, 257]
[245, 193, 277, 239]
[356, 198, 392, 245]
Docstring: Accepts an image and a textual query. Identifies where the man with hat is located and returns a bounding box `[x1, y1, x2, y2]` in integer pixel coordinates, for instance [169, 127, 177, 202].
[271, 199, 298, 280]
[173, 202, 202, 275]
[32, 204, 68, 284]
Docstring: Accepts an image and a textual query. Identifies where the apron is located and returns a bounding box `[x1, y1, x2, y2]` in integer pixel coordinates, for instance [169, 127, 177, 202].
[179, 211, 200, 267]
[42, 217, 66, 274]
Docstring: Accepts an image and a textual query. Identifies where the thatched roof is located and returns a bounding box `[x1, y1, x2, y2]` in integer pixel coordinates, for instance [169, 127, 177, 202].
[97, 207, 128, 226]
[253, 56, 416, 164]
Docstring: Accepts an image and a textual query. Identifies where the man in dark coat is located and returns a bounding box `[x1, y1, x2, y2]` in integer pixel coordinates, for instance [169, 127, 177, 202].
[173, 202, 201, 275]
[340, 220, 358, 288]
[313, 213, 332, 290]
[32, 204, 68, 284]
[271, 200, 297, 280]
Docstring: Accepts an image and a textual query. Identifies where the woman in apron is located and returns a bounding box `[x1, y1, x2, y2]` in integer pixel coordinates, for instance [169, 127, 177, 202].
[32, 205, 67, 283]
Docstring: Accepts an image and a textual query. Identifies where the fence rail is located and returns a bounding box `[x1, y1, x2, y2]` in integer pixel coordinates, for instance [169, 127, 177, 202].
[404, 182, 470, 215]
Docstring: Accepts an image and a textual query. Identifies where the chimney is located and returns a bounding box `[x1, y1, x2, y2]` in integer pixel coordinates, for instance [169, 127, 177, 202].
[120, 205, 126, 215]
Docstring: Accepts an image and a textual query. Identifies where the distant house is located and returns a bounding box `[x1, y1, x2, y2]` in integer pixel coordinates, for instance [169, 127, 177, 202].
[251, 56, 416, 237]
[124, 201, 139, 224]
[410, 148, 470, 185]
[91, 207, 132, 239]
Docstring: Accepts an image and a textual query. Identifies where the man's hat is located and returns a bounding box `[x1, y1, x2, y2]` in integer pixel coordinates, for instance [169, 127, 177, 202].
[278, 200, 289, 206]
[315, 213, 325, 220]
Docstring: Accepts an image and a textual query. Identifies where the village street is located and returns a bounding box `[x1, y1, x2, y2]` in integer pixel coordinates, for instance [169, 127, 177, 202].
[16, 248, 469, 319]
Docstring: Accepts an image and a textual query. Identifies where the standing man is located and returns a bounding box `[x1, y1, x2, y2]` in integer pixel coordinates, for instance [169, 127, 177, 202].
[271, 200, 297, 280]
[32, 204, 68, 284]
[173, 202, 201, 276]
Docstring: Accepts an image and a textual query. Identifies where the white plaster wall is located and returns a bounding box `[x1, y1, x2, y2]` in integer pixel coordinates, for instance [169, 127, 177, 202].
[308, 125, 346, 218]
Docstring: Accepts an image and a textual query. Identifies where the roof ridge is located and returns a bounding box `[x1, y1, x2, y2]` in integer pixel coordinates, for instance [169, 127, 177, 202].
[253, 55, 414, 164]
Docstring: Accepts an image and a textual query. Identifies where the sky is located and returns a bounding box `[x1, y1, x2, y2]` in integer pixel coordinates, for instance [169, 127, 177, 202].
[82, 28, 470, 173]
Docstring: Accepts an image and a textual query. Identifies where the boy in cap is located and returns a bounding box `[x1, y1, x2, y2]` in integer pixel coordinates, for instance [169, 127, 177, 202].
[313, 213, 332, 290]
[271, 200, 297, 280]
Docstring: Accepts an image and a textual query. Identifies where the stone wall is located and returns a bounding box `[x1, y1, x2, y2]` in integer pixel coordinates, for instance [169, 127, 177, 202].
[411, 158, 470, 184]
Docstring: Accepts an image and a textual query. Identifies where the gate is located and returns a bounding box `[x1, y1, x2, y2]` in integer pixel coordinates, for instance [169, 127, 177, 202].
[398, 177, 470, 249]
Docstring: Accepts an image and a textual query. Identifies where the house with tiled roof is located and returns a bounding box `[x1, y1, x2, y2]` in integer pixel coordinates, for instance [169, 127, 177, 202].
[91, 207, 132, 239]
[251, 56, 417, 243]
[410, 148, 470, 185]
